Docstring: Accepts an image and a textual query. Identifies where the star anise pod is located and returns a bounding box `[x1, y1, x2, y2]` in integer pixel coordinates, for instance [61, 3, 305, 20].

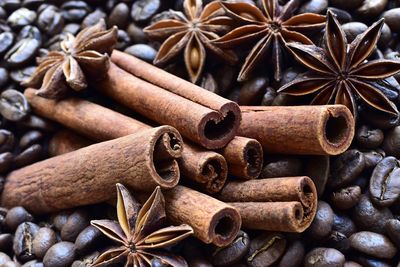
[278, 11, 400, 117]
[144, 0, 238, 83]
[212, 0, 325, 81]
[90, 184, 193, 267]
[22, 19, 118, 99]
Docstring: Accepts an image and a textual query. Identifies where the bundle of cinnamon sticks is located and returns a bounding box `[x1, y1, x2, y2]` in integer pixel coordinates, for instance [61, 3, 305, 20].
[1, 51, 355, 247]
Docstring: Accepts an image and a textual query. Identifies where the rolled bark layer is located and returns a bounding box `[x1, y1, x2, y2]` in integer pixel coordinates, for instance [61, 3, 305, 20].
[109, 51, 242, 149]
[25, 90, 228, 193]
[163, 185, 241, 247]
[239, 105, 355, 155]
[49, 130, 93, 156]
[1, 127, 183, 214]
[218, 177, 317, 232]
[219, 136, 263, 180]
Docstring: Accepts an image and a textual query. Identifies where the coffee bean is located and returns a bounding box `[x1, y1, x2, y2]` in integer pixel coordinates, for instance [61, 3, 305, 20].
[355, 125, 384, 149]
[350, 231, 397, 259]
[61, 1, 91, 22]
[7, 8, 36, 28]
[0, 7, 6, 19]
[342, 22, 368, 43]
[261, 156, 303, 178]
[0, 89, 30, 122]
[246, 233, 286, 267]
[63, 23, 81, 35]
[115, 29, 130, 50]
[382, 126, 400, 157]
[17, 25, 41, 43]
[327, 7, 353, 23]
[51, 211, 71, 232]
[304, 156, 329, 197]
[1, 0, 21, 12]
[108, 2, 129, 28]
[238, 77, 268, 106]
[332, 212, 357, 237]
[356, 0, 387, 17]
[307, 201, 334, 240]
[304, 247, 345, 267]
[21, 259, 44, 267]
[352, 255, 391, 267]
[20, 114, 55, 132]
[124, 44, 157, 63]
[61, 209, 89, 242]
[352, 194, 393, 234]
[328, 149, 365, 189]
[71, 251, 99, 267]
[0, 252, 11, 265]
[344, 262, 362, 267]
[32, 227, 57, 258]
[361, 109, 399, 132]
[331, 185, 361, 210]
[0, 234, 13, 254]
[10, 65, 36, 84]
[299, 0, 328, 14]
[363, 150, 384, 170]
[261, 87, 276, 106]
[4, 37, 40, 67]
[0, 152, 13, 173]
[13, 222, 40, 262]
[200, 73, 218, 94]
[385, 219, 400, 248]
[131, 0, 161, 22]
[378, 23, 392, 49]
[0, 129, 15, 153]
[81, 9, 106, 29]
[37, 5, 64, 36]
[22, 0, 45, 9]
[14, 144, 43, 168]
[211, 230, 250, 267]
[5, 206, 33, 232]
[0, 68, 8, 88]
[330, 0, 363, 10]
[75, 225, 102, 255]
[19, 130, 43, 150]
[127, 23, 147, 44]
[0, 32, 15, 55]
[43, 241, 76, 267]
[383, 8, 400, 33]
[278, 240, 304, 267]
[323, 231, 350, 253]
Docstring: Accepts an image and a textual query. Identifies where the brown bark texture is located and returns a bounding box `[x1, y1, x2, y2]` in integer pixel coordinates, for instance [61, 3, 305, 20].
[25, 89, 227, 193]
[109, 51, 242, 149]
[49, 129, 93, 156]
[163, 185, 241, 247]
[239, 105, 355, 155]
[1, 127, 183, 214]
[217, 177, 317, 232]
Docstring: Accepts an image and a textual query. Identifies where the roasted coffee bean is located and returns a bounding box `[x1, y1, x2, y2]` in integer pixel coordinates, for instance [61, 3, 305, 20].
[278, 240, 304, 267]
[200, 73, 218, 94]
[116, 29, 130, 50]
[127, 23, 147, 44]
[151, 258, 169, 267]
[246, 233, 286, 267]
[331, 185, 361, 210]
[299, 0, 328, 13]
[0, 152, 13, 173]
[7, 8, 36, 28]
[378, 23, 392, 48]
[0, 252, 11, 265]
[363, 150, 384, 170]
[10, 66, 36, 84]
[0, 68, 8, 88]
[21, 259, 44, 267]
[71, 251, 99, 267]
[61, 1, 91, 22]
[75, 225, 102, 255]
[385, 219, 400, 248]
[369, 156, 400, 207]
[81, 9, 106, 29]
[124, 44, 156, 63]
[211, 231, 250, 267]
[215, 65, 236, 95]
[352, 194, 393, 234]
[63, 23, 80, 35]
[238, 77, 268, 106]
[323, 231, 350, 253]
[4, 36, 40, 67]
[342, 22, 368, 43]
[330, 0, 363, 9]
[350, 231, 397, 259]
[327, 7, 352, 23]
[344, 262, 362, 267]
[305, 156, 329, 197]
[20, 114, 55, 132]
[43, 241, 76, 267]
[304, 247, 345, 267]
[61, 209, 89, 242]
[356, 125, 383, 149]
[19, 130, 43, 150]
[307, 201, 334, 240]
[328, 149, 365, 189]
[108, 2, 129, 28]
[0, 7, 6, 19]
[352, 255, 391, 267]
[22, 0, 44, 9]
[383, 8, 400, 33]
[356, 0, 387, 17]
[5, 206, 33, 232]
[13, 222, 40, 262]
[0, 129, 15, 153]
[17, 25, 41, 43]
[261, 87, 276, 106]
[131, 0, 161, 22]
[51, 211, 71, 232]
[181, 238, 212, 267]
[0, 89, 30, 122]
[1, 0, 21, 12]
[383, 126, 400, 157]
[14, 144, 43, 168]
[0, 234, 13, 254]
[332, 213, 357, 237]
[261, 156, 302, 178]
[0, 32, 15, 55]
[37, 5, 64, 36]
[32, 227, 57, 259]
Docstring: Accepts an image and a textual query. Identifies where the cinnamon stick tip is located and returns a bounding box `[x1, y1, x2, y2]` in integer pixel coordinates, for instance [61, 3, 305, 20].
[200, 153, 228, 194]
[243, 139, 263, 179]
[209, 206, 241, 247]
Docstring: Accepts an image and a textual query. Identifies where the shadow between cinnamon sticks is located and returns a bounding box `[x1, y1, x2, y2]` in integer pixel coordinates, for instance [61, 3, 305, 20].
[239, 105, 355, 155]
[24, 89, 227, 193]
[1, 127, 183, 213]
[217, 177, 318, 232]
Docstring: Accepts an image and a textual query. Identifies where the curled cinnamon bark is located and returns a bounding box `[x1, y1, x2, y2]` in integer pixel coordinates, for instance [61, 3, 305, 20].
[239, 105, 355, 155]
[218, 177, 317, 232]
[106, 51, 242, 149]
[25, 89, 227, 193]
[49, 129, 93, 156]
[1, 127, 183, 213]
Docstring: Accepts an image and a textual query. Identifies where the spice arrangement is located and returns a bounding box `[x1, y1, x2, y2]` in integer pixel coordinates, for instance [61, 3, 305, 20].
[0, 0, 399, 267]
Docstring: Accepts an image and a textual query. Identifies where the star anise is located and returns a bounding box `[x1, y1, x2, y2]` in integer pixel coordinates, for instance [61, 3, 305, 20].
[278, 11, 400, 117]
[90, 184, 193, 267]
[212, 0, 325, 81]
[22, 19, 118, 99]
[144, 0, 238, 83]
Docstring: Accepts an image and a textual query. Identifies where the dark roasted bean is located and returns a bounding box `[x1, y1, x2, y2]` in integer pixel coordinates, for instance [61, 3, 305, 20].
[356, 0, 387, 17]
[378, 23, 392, 48]
[261, 86, 276, 106]
[356, 125, 383, 149]
[350, 231, 397, 259]
[10, 66, 36, 84]
[307, 201, 334, 240]
[0, 7, 6, 19]
[116, 29, 130, 50]
[4, 36, 40, 67]
[14, 144, 43, 168]
[51, 211, 71, 232]
[331, 185, 361, 210]
[0, 89, 30, 122]
[278, 240, 304, 267]
[304, 247, 345, 267]
[200, 73, 218, 94]
[211, 231, 250, 267]
[1, 0, 21, 12]
[342, 22, 368, 43]
[32, 227, 57, 259]
[299, 0, 328, 13]
[352, 255, 391, 267]
[131, 0, 161, 22]
[71, 251, 99, 267]
[323, 231, 350, 253]
[0, 234, 13, 254]
[22, 0, 44, 9]
[261, 156, 302, 178]
[63, 23, 80, 35]
[20, 114, 55, 132]
[21, 259, 44, 267]
[327, 7, 352, 23]
[246, 233, 286, 267]
[0, 68, 8, 88]
[19, 130, 43, 150]
[43, 242, 76, 267]
[328, 149, 365, 189]
[0, 32, 15, 55]
[124, 44, 157, 63]
[330, 0, 363, 10]
[305, 156, 329, 197]
[332, 212, 357, 237]
[0, 252, 11, 265]
[238, 77, 268, 106]
[61, 209, 89, 242]
[0, 129, 15, 153]
[385, 219, 400, 248]
[363, 150, 385, 170]
[344, 261, 362, 267]
[61, 1, 91, 22]
[383, 126, 400, 157]
[0, 152, 14, 173]
[13, 222, 40, 262]
[7, 8, 36, 28]
[383, 8, 400, 33]
[37, 5, 64, 36]
[5, 206, 33, 232]
[81, 9, 106, 29]
[127, 22, 147, 44]
[108, 2, 129, 28]
[75, 225, 102, 255]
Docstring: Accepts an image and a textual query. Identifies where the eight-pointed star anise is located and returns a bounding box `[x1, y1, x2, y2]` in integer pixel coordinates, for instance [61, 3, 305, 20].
[22, 19, 118, 99]
[278, 11, 400, 117]
[91, 184, 193, 267]
[212, 0, 325, 81]
[144, 0, 238, 83]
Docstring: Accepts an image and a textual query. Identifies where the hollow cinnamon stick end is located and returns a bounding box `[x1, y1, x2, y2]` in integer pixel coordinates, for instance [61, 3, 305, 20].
[199, 153, 228, 194]
[198, 102, 241, 149]
[242, 139, 263, 179]
[208, 206, 242, 247]
[319, 105, 355, 155]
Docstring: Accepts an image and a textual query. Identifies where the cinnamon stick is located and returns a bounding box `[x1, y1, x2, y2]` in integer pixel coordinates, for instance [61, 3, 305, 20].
[163, 185, 241, 247]
[217, 177, 317, 232]
[1, 127, 183, 213]
[102, 52, 241, 150]
[25, 89, 227, 193]
[239, 105, 355, 155]
[49, 129, 93, 156]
